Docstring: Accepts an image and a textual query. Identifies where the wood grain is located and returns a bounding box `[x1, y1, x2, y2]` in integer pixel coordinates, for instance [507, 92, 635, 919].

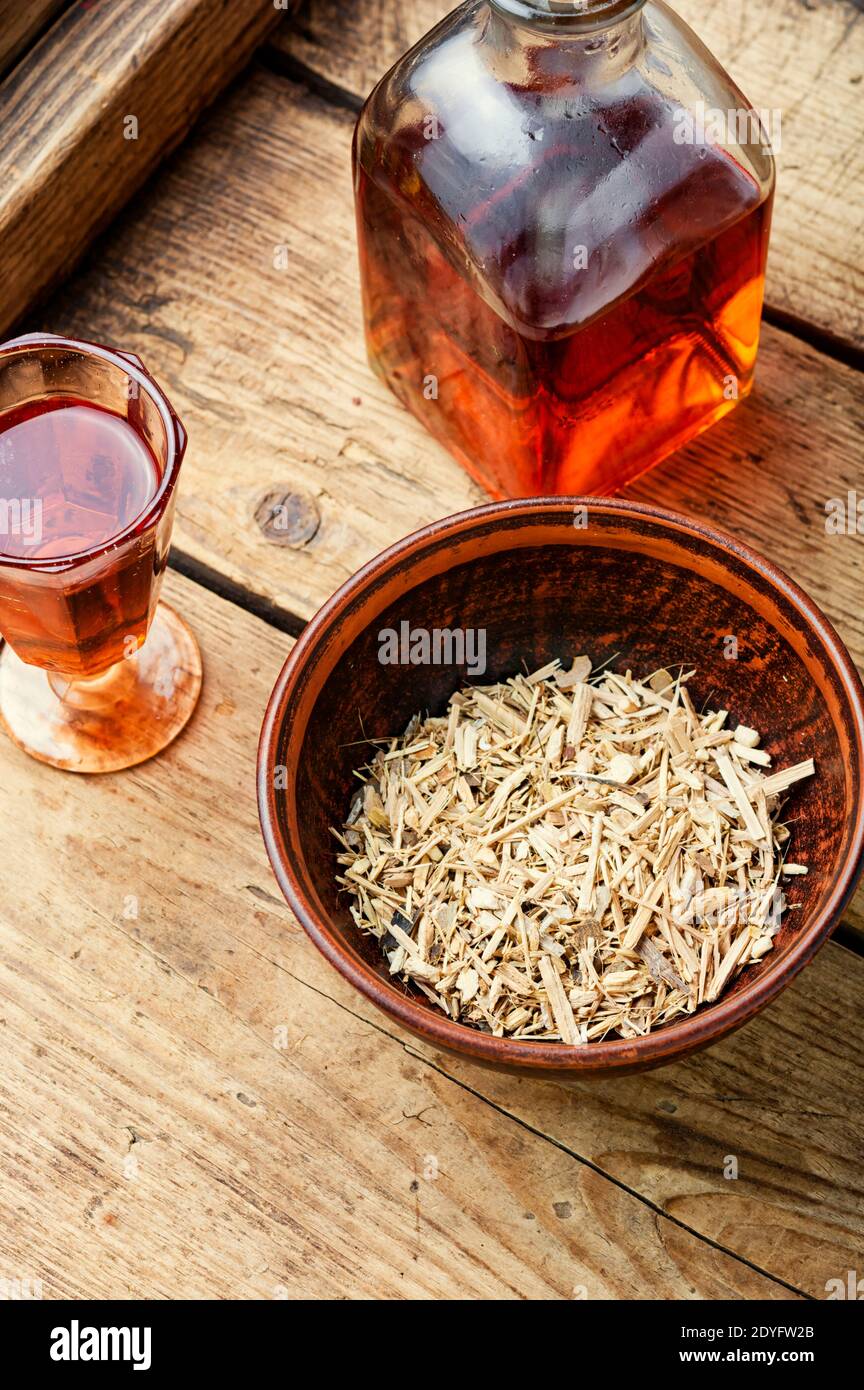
[2, 0, 859, 1303]
[0, 571, 805, 1300]
[271, 0, 864, 351]
[0, 0, 292, 338]
[0, 0, 66, 79]
[408, 942, 864, 1297]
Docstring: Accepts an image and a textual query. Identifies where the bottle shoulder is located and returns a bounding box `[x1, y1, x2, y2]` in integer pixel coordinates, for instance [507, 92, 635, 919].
[356, 0, 774, 178]
[354, 0, 774, 336]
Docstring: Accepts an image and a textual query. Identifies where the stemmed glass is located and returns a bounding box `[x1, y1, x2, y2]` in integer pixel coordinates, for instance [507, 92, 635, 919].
[0, 333, 202, 772]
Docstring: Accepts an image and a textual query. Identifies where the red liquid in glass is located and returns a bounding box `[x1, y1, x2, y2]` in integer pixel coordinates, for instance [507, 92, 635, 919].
[0, 398, 159, 558]
[0, 399, 163, 673]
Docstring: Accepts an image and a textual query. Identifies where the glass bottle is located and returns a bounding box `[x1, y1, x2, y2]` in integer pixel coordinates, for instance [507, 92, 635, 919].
[353, 0, 775, 498]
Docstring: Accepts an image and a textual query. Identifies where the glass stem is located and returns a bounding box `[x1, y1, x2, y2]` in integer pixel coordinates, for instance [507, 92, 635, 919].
[48, 657, 137, 710]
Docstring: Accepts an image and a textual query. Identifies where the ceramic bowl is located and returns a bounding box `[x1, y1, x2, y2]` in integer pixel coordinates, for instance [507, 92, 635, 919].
[258, 498, 864, 1078]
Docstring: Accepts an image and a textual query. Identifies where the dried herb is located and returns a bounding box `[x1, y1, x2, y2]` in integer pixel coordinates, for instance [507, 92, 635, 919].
[332, 658, 813, 1043]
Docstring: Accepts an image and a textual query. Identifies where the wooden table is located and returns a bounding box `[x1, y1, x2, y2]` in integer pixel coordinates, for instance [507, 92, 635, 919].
[0, 0, 862, 1300]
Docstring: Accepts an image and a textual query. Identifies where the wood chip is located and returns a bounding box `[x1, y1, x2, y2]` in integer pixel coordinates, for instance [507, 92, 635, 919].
[333, 660, 814, 1043]
[566, 682, 593, 749]
[538, 955, 580, 1045]
[760, 759, 816, 797]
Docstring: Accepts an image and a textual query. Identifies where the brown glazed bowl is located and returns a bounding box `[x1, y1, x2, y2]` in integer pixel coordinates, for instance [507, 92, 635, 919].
[258, 499, 864, 1078]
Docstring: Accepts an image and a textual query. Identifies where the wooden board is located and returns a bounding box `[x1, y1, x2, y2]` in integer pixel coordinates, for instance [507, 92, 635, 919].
[5, 567, 862, 1299]
[0, 0, 66, 79]
[3, 5, 862, 1300]
[271, 0, 864, 353]
[0, 0, 292, 338]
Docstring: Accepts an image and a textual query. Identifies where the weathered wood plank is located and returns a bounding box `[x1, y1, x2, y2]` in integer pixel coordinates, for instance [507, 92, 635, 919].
[272, 0, 864, 351]
[0, 571, 801, 1300]
[0, 0, 292, 338]
[40, 70, 864, 943]
[0, 0, 66, 79]
[404, 943, 864, 1299]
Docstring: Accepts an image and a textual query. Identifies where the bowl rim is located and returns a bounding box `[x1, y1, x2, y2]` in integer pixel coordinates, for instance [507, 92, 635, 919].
[257, 495, 864, 1072]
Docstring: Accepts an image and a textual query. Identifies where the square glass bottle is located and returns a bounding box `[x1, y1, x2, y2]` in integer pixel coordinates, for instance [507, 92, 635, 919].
[353, 0, 775, 497]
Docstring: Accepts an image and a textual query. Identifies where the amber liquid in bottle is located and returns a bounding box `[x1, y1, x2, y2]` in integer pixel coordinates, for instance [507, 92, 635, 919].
[0, 398, 162, 672]
[356, 82, 772, 498]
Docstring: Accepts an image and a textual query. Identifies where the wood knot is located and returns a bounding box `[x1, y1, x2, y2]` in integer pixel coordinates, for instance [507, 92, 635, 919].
[254, 487, 320, 547]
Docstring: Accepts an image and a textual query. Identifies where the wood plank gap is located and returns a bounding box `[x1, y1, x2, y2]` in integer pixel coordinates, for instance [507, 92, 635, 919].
[827, 923, 864, 960]
[261, 38, 364, 113]
[286, 956, 811, 1301]
[168, 546, 307, 639]
[762, 305, 864, 376]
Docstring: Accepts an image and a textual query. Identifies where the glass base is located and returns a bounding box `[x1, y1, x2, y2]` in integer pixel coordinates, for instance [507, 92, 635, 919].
[0, 602, 202, 773]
